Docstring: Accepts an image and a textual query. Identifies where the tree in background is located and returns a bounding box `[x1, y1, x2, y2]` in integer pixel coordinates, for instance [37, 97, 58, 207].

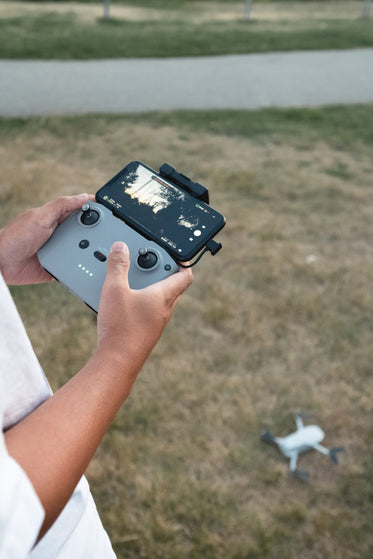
[362, 0, 372, 18]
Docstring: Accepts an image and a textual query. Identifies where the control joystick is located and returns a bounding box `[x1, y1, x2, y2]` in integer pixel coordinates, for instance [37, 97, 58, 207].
[137, 248, 158, 269]
[81, 203, 100, 226]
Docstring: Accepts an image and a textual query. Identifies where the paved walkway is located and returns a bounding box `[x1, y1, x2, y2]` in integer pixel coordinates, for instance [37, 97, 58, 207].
[1, 49, 373, 116]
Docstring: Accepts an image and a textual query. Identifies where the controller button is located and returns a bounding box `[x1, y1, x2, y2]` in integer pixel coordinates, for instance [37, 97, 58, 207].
[137, 249, 158, 269]
[79, 239, 90, 249]
[164, 264, 171, 271]
[94, 251, 107, 262]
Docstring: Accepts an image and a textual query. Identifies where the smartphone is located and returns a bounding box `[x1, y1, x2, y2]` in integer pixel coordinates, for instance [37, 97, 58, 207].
[96, 161, 226, 262]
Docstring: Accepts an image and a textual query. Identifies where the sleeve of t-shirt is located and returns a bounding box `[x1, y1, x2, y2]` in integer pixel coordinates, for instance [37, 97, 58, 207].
[0, 429, 45, 559]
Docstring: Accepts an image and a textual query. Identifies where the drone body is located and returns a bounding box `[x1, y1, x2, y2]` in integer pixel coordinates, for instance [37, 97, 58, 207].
[261, 414, 344, 480]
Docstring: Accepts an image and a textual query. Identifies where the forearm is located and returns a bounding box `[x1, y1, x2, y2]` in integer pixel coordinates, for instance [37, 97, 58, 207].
[4, 349, 144, 539]
[0, 226, 9, 276]
[2, 231, 192, 541]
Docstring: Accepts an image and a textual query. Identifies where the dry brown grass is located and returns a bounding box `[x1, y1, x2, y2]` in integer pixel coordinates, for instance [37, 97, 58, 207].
[1, 109, 372, 558]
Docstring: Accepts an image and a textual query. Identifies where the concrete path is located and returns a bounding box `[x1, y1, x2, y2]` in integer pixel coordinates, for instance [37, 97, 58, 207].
[1, 48, 373, 117]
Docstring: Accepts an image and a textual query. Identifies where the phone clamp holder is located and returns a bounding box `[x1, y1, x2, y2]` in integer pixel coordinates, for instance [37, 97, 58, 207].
[158, 164, 223, 267]
[159, 163, 209, 205]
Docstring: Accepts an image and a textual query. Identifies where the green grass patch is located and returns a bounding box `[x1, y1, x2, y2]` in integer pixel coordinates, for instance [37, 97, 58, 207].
[2, 104, 372, 151]
[125, 105, 373, 150]
[1, 11, 372, 59]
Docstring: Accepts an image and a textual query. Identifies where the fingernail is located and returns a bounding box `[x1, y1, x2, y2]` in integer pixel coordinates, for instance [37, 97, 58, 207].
[111, 241, 128, 253]
[76, 193, 88, 200]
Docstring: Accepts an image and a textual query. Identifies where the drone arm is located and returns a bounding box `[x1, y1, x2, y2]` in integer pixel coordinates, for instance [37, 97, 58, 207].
[289, 453, 298, 472]
[289, 453, 309, 481]
[314, 443, 345, 463]
[295, 414, 304, 430]
[313, 443, 330, 456]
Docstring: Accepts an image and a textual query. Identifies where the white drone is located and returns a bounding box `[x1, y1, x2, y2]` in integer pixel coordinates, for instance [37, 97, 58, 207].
[261, 413, 344, 481]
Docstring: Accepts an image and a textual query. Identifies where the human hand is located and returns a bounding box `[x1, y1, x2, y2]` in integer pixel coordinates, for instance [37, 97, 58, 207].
[96, 242, 193, 377]
[0, 194, 94, 285]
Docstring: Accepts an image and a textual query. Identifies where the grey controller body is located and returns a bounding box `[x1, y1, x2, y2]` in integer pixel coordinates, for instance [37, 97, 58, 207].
[37, 202, 179, 312]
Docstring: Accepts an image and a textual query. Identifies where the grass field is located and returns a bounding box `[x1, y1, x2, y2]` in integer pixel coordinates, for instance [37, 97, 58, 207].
[1, 104, 373, 558]
[1, 1, 372, 58]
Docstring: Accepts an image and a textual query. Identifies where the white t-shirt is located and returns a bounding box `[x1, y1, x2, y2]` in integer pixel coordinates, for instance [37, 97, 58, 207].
[0, 272, 116, 559]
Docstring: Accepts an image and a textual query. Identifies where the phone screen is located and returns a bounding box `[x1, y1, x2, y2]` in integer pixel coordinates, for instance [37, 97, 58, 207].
[96, 161, 226, 261]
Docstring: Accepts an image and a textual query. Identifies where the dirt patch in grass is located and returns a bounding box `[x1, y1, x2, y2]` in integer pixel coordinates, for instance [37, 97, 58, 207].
[1, 109, 372, 558]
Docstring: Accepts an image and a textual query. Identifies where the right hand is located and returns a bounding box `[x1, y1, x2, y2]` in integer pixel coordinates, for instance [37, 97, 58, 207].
[96, 241, 193, 375]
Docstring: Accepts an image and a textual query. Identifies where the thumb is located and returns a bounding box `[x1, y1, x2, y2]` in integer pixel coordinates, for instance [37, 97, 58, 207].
[41, 194, 92, 230]
[106, 242, 131, 287]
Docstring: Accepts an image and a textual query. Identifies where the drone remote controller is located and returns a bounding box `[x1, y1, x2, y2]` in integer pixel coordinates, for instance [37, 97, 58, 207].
[37, 202, 179, 312]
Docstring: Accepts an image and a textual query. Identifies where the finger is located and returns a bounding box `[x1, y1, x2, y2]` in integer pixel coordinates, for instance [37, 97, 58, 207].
[40, 194, 92, 230]
[158, 265, 193, 302]
[105, 242, 131, 289]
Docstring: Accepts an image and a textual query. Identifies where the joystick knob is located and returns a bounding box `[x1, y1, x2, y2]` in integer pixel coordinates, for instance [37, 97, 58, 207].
[137, 248, 158, 269]
[81, 203, 100, 226]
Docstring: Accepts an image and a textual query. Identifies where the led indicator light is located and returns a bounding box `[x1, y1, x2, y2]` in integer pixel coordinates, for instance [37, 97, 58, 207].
[78, 264, 93, 277]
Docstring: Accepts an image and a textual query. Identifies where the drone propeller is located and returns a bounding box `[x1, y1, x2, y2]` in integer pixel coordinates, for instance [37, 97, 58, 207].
[295, 411, 313, 419]
[329, 447, 345, 464]
[292, 469, 309, 482]
[260, 431, 277, 446]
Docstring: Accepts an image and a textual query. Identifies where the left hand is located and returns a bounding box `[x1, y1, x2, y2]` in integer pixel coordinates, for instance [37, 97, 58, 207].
[0, 194, 93, 285]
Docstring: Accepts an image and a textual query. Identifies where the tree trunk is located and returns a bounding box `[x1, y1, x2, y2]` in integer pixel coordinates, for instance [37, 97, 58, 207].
[103, 0, 111, 19]
[244, 0, 253, 20]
